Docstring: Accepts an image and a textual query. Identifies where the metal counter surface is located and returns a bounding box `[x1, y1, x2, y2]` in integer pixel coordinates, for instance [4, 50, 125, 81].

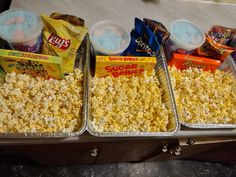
[0, 129, 235, 145]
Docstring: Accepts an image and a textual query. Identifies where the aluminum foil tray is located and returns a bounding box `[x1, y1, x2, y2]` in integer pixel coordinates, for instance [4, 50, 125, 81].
[180, 55, 236, 129]
[86, 47, 180, 137]
[0, 35, 90, 138]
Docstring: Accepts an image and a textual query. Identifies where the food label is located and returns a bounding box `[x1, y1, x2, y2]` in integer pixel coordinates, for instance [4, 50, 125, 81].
[95, 56, 156, 77]
[41, 14, 87, 73]
[196, 34, 234, 61]
[47, 33, 71, 49]
[0, 49, 64, 79]
[168, 53, 221, 72]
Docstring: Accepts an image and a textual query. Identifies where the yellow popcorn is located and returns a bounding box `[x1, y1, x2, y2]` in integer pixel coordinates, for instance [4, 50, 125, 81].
[91, 71, 171, 132]
[0, 69, 83, 133]
[169, 67, 236, 124]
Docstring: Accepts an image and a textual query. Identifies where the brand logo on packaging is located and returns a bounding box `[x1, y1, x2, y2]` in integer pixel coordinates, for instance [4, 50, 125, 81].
[135, 37, 157, 56]
[48, 33, 71, 49]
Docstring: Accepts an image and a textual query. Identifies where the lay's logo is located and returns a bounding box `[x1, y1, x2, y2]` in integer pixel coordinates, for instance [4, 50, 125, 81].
[47, 33, 70, 50]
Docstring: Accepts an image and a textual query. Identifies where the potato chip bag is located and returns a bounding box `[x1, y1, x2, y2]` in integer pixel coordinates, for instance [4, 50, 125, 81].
[41, 13, 87, 73]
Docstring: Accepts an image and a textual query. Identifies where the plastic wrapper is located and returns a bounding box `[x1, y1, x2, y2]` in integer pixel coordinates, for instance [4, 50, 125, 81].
[41, 13, 87, 73]
[122, 18, 160, 57]
[143, 18, 170, 45]
[196, 34, 234, 62]
[208, 25, 236, 46]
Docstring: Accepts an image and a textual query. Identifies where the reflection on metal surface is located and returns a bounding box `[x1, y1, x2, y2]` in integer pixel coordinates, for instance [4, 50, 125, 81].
[179, 137, 236, 146]
[178, 0, 236, 5]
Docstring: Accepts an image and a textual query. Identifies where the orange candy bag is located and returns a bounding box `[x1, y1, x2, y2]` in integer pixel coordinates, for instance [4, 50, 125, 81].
[196, 34, 234, 62]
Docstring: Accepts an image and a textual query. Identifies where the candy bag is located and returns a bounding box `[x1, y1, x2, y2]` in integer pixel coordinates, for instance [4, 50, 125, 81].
[208, 25, 236, 46]
[41, 13, 87, 73]
[122, 18, 160, 57]
[143, 18, 169, 45]
[196, 34, 234, 62]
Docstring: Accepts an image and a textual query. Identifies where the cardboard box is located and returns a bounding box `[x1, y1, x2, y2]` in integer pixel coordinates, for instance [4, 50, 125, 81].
[168, 53, 221, 72]
[0, 49, 64, 79]
[95, 56, 157, 77]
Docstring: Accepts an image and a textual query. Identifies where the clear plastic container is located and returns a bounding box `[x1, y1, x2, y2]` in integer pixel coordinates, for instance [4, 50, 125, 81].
[170, 19, 205, 52]
[89, 20, 130, 55]
[0, 9, 43, 53]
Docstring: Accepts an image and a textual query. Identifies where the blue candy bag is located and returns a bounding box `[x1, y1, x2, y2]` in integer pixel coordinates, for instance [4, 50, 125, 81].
[122, 18, 160, 57]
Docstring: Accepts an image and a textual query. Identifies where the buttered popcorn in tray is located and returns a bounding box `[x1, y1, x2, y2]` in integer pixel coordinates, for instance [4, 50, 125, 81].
[0, 7, 236, 136]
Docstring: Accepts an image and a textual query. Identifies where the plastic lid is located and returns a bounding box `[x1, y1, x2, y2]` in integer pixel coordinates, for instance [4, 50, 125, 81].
[170, 19, 205, 51]
[0, 9, 42, 43]
[89, 20, 130, 55]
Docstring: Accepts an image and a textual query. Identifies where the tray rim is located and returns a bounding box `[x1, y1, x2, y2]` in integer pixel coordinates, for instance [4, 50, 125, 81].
[181, 122, 236, 129]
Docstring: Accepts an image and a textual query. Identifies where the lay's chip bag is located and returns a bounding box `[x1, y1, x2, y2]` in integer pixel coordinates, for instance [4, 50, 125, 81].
[41, 13, 87, 73]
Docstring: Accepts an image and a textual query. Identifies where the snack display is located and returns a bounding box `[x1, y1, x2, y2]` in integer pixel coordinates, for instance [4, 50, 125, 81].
[169, 66, 236, 126]
[41, 13, 87, 73]
[0, 5, 235, 138]
[95, 56, 156, 77]
[91, 71, 170, 132]
[0, 9, 43, 53]
[0, 68, 83, 133]
[89, 20, 130, 55]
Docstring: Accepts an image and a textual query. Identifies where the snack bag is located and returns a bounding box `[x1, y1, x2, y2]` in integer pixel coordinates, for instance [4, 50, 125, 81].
[122, 18, 160, 57]
[196, 34, 234, 62]
[143, 18, 170, 45]
[41, 13, 87, 73]
[208, 25, 236, 46]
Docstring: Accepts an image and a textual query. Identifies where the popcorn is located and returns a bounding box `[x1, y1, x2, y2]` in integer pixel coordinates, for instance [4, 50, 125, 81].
[0, 68, 83, 133]
[91, 71, 171, 132]
[169, 67, 236, 124]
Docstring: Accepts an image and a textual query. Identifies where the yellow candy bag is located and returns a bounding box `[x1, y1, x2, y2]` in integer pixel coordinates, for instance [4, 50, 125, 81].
[41, 13, 87, 73]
